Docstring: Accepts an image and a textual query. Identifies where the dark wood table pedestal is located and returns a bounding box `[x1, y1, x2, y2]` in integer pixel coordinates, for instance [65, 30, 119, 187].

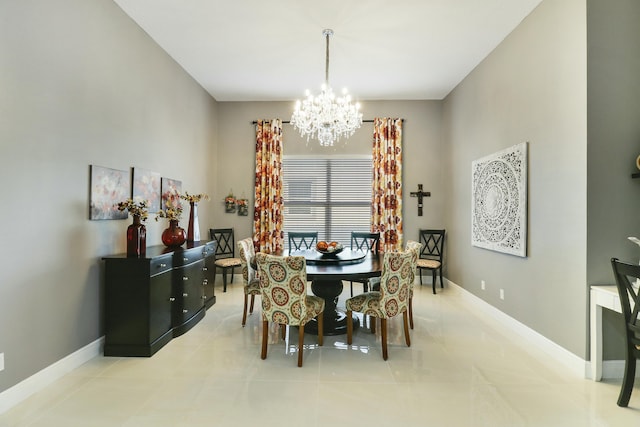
[304, 278, 360, 336]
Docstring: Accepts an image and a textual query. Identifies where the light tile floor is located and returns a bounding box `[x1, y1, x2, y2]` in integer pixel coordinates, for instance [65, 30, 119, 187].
[1, 281, 639, 426]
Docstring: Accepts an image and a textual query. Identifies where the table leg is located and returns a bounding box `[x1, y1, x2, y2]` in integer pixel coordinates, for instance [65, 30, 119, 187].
[590, 288, 603, 381]
[305, 279, 359, 335]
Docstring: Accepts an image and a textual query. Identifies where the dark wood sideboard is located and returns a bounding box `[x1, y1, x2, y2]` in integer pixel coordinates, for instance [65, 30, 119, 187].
[102, 240, 217, 357]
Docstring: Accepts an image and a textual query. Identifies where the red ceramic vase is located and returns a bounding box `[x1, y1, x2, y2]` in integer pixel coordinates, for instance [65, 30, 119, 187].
[162, 219, 186, 247]
[126, 215, 146, 257]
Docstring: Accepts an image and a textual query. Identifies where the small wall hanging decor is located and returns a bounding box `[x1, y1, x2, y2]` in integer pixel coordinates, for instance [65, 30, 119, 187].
[471, 142, 528, 257]
[225, 190, 236, 213]
[236, 198, 249, 216]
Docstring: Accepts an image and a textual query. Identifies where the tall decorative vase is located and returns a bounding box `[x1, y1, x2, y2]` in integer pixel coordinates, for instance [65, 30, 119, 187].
[187, 202, 200, 242]
[126, 215, 146, 257]
[162, 219, 186, 247]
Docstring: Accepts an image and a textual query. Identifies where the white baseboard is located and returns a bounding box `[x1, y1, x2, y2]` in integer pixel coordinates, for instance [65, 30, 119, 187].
[445, 278, 588, 378]
[0, 337, 103, 415]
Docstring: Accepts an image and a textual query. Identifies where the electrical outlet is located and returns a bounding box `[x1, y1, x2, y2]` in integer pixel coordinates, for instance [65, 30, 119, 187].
[500, 289, 505, 300]
[0, 353, 4, 372]
[481, 280, 486, 290]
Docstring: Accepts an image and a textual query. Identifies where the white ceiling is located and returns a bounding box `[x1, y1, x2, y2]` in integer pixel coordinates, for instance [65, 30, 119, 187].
[113, 0, 542, 102]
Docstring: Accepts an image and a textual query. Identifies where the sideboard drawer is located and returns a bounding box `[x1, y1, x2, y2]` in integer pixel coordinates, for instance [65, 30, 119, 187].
[176, 249, 202, 267]
[150, 255, 173, 276]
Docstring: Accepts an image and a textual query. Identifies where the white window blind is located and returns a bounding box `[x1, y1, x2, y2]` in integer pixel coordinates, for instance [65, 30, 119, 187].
[282, 157, 372, 248]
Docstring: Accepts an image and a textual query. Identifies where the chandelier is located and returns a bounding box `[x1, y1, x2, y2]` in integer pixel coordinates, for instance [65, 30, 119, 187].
[291, 29, 363, 147]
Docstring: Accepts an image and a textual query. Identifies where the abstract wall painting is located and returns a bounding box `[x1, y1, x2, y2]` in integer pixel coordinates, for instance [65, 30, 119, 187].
[132, 167, 161, 212]
[161, 177, 182, 210]
[89, 165, 130, 220]
[471, 142, 528, 257]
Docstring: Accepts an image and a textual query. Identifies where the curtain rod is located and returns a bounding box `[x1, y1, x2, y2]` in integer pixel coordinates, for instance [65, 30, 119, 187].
[250, 119, 404, 124]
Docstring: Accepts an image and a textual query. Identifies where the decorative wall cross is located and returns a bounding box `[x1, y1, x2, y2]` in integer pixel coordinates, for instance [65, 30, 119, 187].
[410, 184, 431, 216]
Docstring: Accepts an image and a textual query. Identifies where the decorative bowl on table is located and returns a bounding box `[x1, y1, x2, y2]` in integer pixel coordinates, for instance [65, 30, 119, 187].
[316, 241, 344, 256]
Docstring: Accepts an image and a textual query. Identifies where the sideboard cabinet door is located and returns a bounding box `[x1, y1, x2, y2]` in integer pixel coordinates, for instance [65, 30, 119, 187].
[202, 241, 217, 309]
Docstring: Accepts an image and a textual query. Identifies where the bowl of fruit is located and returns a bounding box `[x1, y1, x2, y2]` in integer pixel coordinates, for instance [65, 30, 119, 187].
[316, 241, 344, 256]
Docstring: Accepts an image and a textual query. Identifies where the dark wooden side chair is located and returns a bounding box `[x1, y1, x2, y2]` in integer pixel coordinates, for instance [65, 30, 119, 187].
[610, 258, 640, 407]
[288, 231, 318, 251]
[349, 231, 380, 296]
[417, 229, 446, 294]
[209, 228, 242, 292]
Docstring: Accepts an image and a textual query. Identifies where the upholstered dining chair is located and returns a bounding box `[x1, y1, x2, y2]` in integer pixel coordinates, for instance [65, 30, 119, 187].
[349, 231, 380, 296]
[255, 252, 325, 367]
[345, 249, 416, 360]
[610, 258, 640, 407]
[287, 231, 318, 251]
[237, 237, 261, 327]
[418, 229, 446, 294]
[210, 228, 242, 292]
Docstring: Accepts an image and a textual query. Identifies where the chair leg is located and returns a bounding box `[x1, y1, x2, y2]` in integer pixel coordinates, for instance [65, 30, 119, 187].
[230, 268, 235, 284]
[617, 349, 637, 407]
[261, 320, 268, 359]
[297, 324, 305, 367]
[249, 294, 255, 314]
[440, 267, 444, 288]
[409, 296, 414, 329]
[403, 311, 411, 347]
[242, 293, 249, 326]
[419, 269, 423, 285]
[222, 269, 228, 292]
[317, 314, 324, 347]
[350, 281, 354, 297]
[381, 318, 388, 360]
[281, 324, 286, 340]
[371, 316, 376, 334]
[346, 310, 353, 345]
[432, 270, 436, 294]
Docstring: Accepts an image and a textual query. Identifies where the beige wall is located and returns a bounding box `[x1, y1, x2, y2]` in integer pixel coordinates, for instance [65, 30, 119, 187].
[214, 100, 444, 245]
[587, 0, 640, 358]
[0, 0, 218, 392]
[442, 0, 588, 357]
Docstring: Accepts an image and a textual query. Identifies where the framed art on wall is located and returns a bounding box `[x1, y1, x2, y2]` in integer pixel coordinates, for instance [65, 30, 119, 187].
[161, 177, 182, 210]
[132, 167, 161, 212]
[89, 165, 130, 220]
[471, 142, 528, 257]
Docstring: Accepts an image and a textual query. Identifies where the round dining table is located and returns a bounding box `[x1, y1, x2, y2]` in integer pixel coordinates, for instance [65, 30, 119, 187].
[286, 248, 383, 335]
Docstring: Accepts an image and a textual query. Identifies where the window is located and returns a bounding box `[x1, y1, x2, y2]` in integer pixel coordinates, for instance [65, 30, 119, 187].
[282, 157, 372, 248]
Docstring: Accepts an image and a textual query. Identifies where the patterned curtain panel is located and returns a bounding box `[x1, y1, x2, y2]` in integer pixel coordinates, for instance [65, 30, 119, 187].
[371, 117, 403, 252]
[254, 119, 284, 254]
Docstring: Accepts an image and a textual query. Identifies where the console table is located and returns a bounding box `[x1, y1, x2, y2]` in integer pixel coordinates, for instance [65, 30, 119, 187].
[103, 240, 216, 357]
[590, 285, 622, 381]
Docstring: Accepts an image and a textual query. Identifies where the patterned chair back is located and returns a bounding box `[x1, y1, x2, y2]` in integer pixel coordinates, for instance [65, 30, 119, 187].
[405, 240, 422, 284]
[255, 252, 313, 326]
[377, 249, 417, 318]
[237, 237, 257, 284]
